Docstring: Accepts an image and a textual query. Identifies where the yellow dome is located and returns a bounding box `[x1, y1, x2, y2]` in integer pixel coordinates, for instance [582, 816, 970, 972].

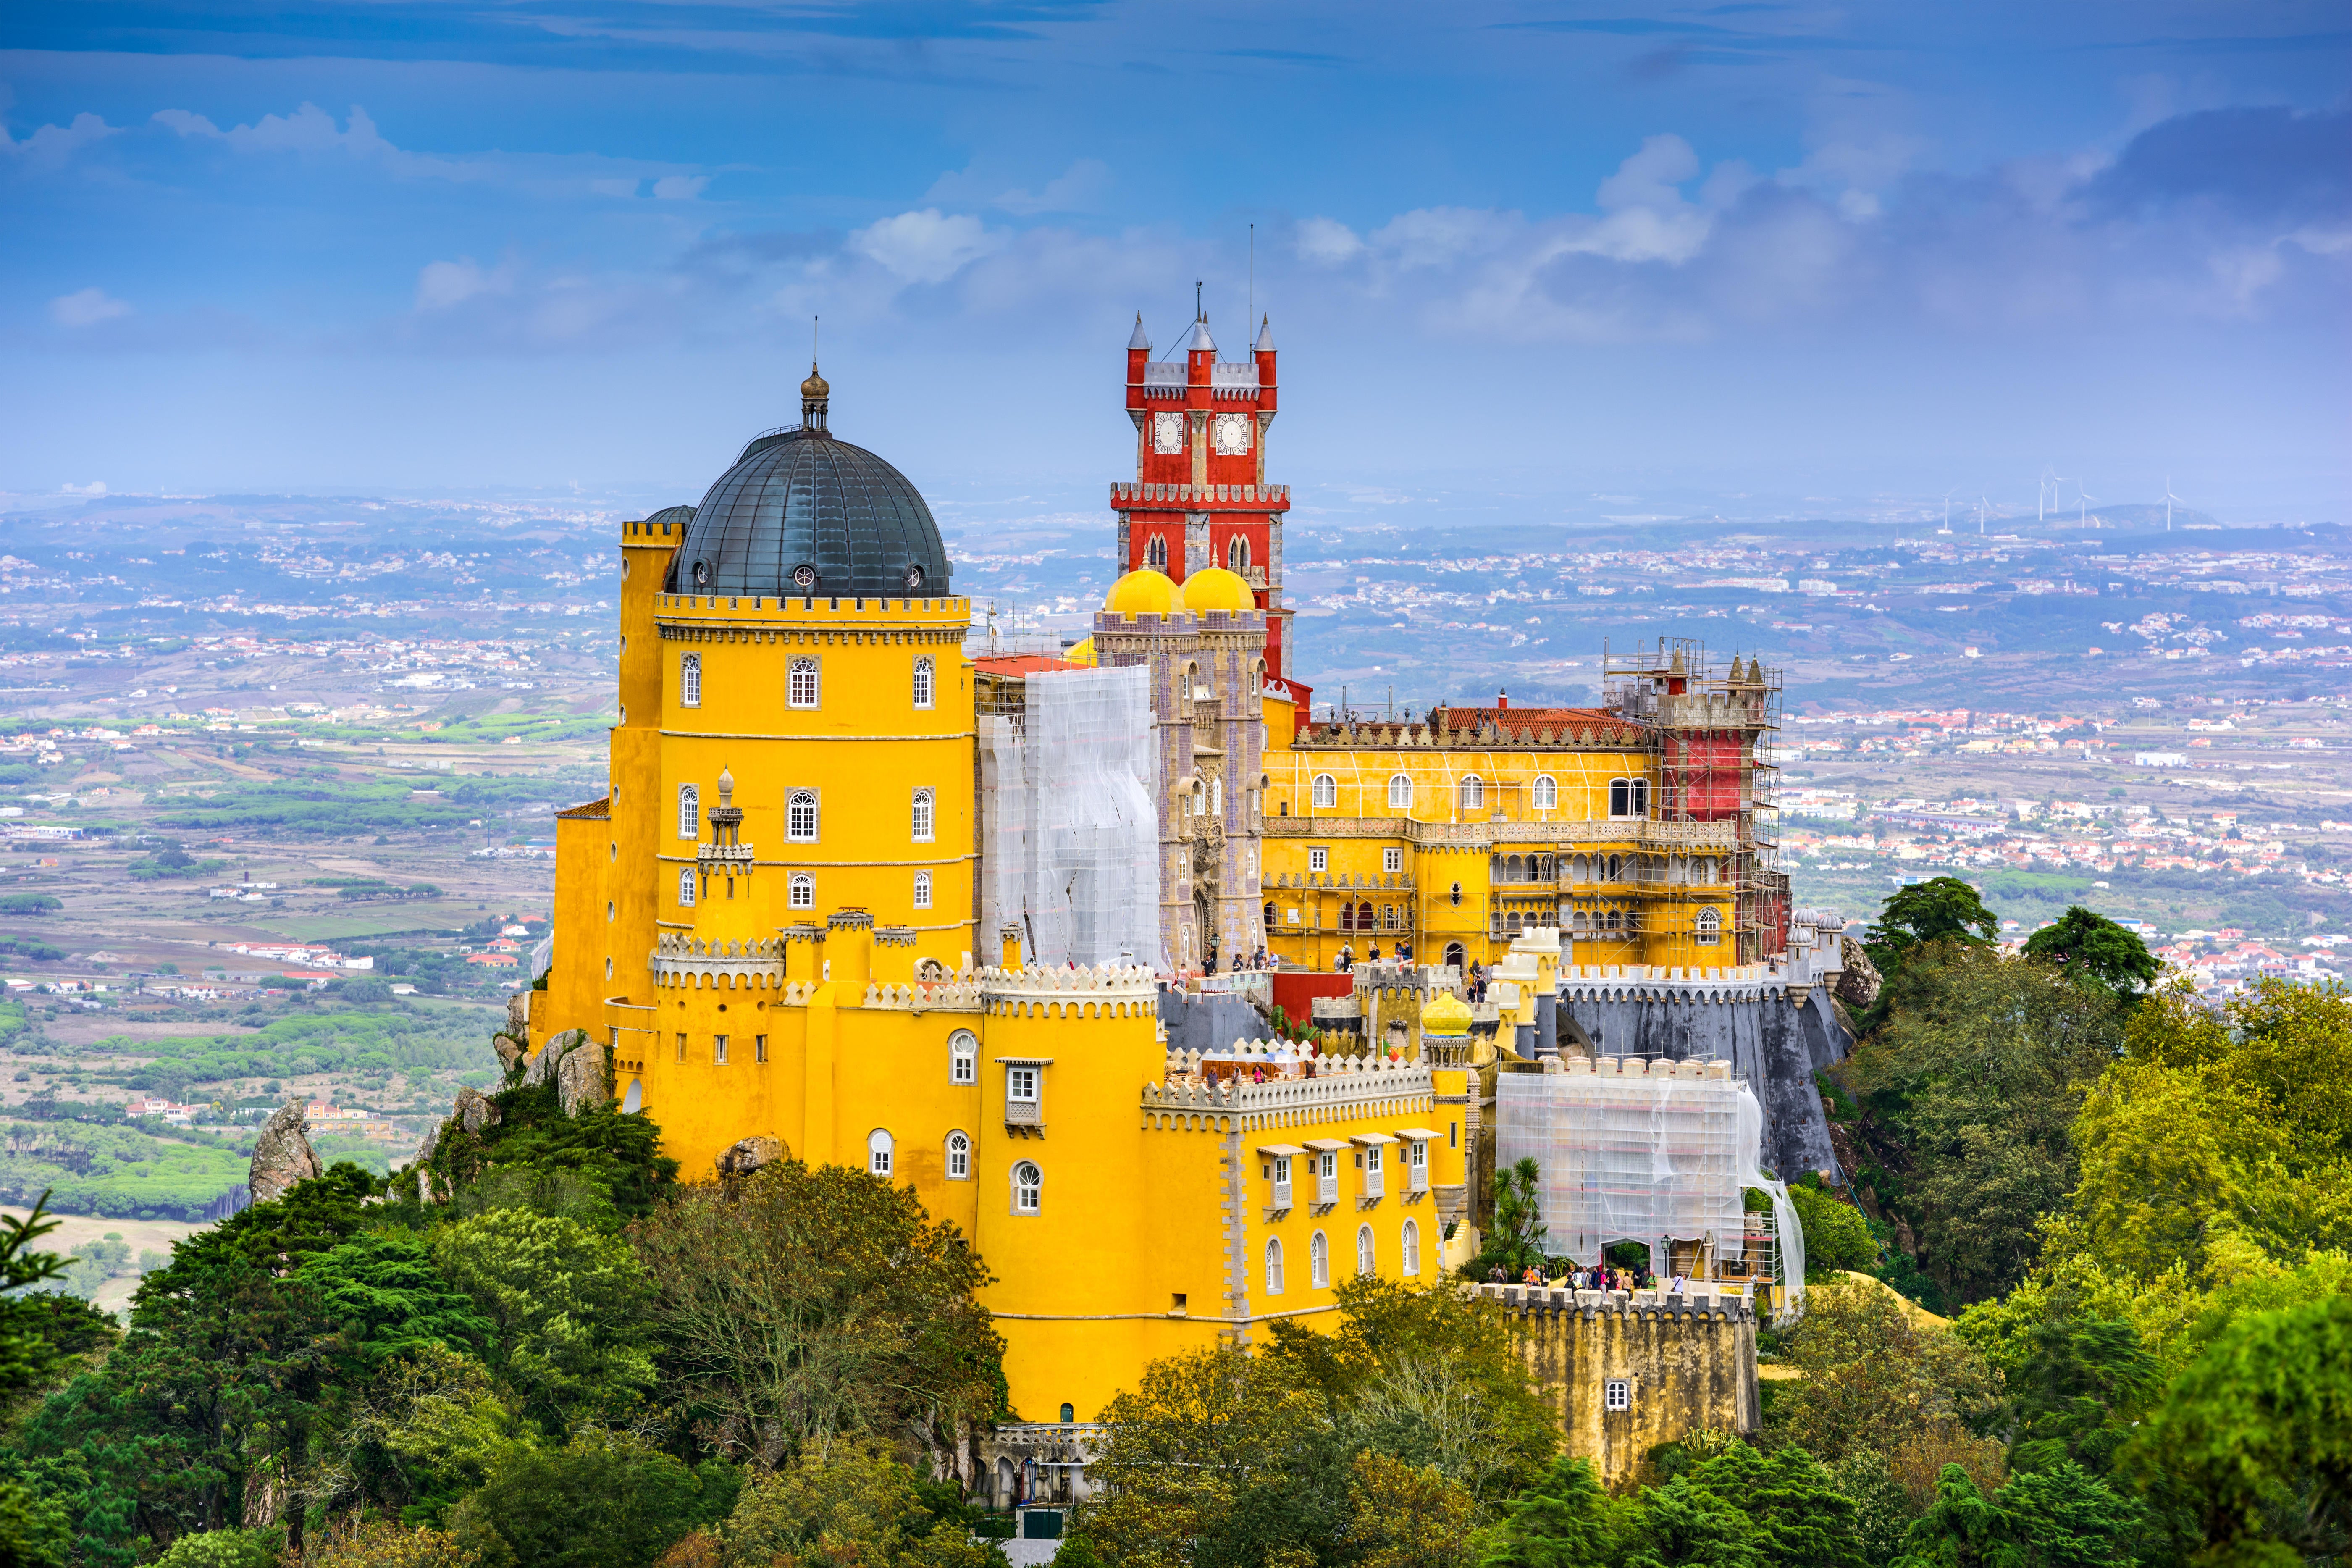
[1181, 566, 1256, 612]
[1063, 635, 1097, 667]
[1421, 990, 1473, 1036]
[1104, 569, 1180, 617]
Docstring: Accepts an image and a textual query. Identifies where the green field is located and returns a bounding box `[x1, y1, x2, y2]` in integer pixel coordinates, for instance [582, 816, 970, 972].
[19, 1002, 504, 1098]
[0, 1120, 248, 1221]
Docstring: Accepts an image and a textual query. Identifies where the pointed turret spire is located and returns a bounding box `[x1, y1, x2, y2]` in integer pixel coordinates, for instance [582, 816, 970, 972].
[1183, 315, 1216, 354]
[1255, 313, 1274, 352]
[1127, 312, 1150, 351]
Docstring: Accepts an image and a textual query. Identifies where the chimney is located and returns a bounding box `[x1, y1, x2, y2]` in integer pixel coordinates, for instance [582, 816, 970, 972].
[1496, 691, 1509, 710]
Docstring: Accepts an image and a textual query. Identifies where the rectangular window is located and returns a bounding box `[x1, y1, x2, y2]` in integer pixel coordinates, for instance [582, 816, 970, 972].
[1364, 1144, 1384, 1198]
[1271, 1156, 1292, 1208]
[1408, 1139, 1429, 1191]
[1317, 1150, 1338, 1204]
[1383, 847, 1404, 874]
[1008, 1066, 1039, 1102]
[713, 1034, 728, 1065]
[1308, 847, 1329, 873]
[754, 1035, 768, 1064]
[1605, 1379, 1632, 1412]
[674, 1032, 686, 1064]
[788, 657, 821, 708]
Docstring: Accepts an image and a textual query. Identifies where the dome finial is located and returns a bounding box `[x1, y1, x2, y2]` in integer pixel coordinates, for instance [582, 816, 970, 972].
[801, 315, 830, 433]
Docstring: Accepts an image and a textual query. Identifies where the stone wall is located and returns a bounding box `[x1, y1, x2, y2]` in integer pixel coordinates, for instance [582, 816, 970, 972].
[1475, 1281, 1759, 1489]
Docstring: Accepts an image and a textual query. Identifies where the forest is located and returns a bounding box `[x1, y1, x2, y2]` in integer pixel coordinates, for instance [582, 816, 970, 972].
[0, 880, 2339, 1567]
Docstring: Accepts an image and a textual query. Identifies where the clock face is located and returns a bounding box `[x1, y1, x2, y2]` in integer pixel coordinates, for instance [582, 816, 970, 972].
[1152, 412, 1187, 455]
[1213, 412, 1253, 456]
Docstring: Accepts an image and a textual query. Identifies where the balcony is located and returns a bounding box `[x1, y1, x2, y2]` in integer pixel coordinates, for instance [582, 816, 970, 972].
[1005, 1099, 1040, 1127]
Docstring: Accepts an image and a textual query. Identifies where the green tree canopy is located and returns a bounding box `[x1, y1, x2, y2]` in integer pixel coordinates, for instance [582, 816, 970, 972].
[1865, 877, 1999, 968]
[2021, 909, 2160, 1004]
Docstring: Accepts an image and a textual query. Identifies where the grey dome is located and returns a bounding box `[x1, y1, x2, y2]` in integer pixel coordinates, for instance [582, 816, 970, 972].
[664, 426, 951, 599]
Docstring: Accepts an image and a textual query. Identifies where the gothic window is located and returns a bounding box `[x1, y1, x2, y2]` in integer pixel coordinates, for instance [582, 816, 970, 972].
[1145, 535, 1168, 571]
[1357, 901, 1373, 931]
[788, 790, 819, 841]
[788, 657, 820, 709]
[1533, 773, 1557, 810]
[867, 1129, 894, 1177]
[946, 1131, 971, 1179]
[1012, 1161, 1042, 1216]
[1387, 773, 1412, 810]
[679, 653, 702, 708]
[1402, 1219, 1421, 1276]
[1310, 1231, 1330, 1288]
[912, 657, 934, 710]
[1355, 1224, 1375, 1277]
[789, 873, 814, 910]
[1696, 906, 1723, 946]
[677, 783, 699, 839]
[1227, 535, 1250, 573]
[914, 870, 933, 910]
[1460, 775, 1485, 811]
[1312, 774, 1337, 809]
[911, 788, 935, 843]
[949, 1030, 978, 1085]
[677, 869, 696, 907]
[1264, 1237, 1285, 1294]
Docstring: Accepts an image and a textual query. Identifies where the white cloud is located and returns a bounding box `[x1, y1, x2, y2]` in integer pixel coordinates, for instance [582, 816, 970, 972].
[1296, 216, 1365, 266]
[415, 257, 511, 311]
[924, 158, 1112, 216]
[58, 481, 106, 497]
[848, 209, 1000, 285]
[0, 112, 122, 168]
[1371, 207, 1522, 270]
[50, 287, 132, 327]
[651, 174, 709, 201]
[153, 102, 481, 182]
[591, 178, 641, 199]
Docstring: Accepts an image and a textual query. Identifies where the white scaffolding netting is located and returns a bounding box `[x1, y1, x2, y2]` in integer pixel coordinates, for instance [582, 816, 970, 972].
[979, 664, 1166, 972]
[1496, 1060, 1805, 1316]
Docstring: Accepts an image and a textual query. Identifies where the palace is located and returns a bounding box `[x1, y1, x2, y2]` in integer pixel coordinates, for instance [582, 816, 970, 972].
[527, 312, 1812, 1493]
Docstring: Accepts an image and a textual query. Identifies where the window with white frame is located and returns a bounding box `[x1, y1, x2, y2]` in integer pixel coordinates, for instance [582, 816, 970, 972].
[1363, 1143, 1385, 1198]
[945, 1131, 970, 1179]
[1611, 777, 1651, 818]
[1007, 1064, 1040, 1105]
[867, 1129, 894, 1177]
[1356, 1224, 1375, 1276]
[679, 653, 702, 708]
[677, 869, 696, 907]
[1310, 1230, 1330, 1287]
[1533, 774, 1558, 810]
[911, 788, 934, 843]
[1264, 1237, 1284, 1294]
[1383, 847, 1404, 874]
[1311, 773, 1337, 809]
[1316, 1149, 1338, 1204]
[1695, 906, 1722, 946]
[1605, 1379, 1631, 1412]
[1407, 1138, 1429, 1191]
[914, 870, 933, 910]
[1387, 772, 1412, 810]
[1012, 1160, 1042, 1215]
[677, 783, 700, 839]
[789, 873, 814, 910]
[1460, 774, 1486, 811]
[1270, 1154, 1292, 1208]
[1308, 847, 1328, 873]
[787, 789, 819, 841]
[788, 657, 820, 708]
[1402, 1219, 1421, 1276]
[912, 656, 934, 710]
[949, 1030, 977, 1085]
[713, 1034, 728, 1065]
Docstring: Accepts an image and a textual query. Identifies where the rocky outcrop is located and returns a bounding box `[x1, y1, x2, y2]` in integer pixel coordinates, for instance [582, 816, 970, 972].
[454, 1087, 501, 1137]
[554, 1035, 606, 1116]
[492, 1032, 526, 1077]
[716, 1136, 784, 1180]
[1835, 935, 1882, 1011]
[249, 1101, 323, 1204]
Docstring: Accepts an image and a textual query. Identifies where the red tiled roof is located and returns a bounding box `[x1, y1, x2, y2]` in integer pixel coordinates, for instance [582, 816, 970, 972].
[556, 796, 611, 820]
[1436, 706, 1627, 733]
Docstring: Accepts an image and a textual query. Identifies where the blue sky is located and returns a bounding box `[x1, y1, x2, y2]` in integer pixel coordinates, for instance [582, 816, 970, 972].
[4, 2, 2347, 522]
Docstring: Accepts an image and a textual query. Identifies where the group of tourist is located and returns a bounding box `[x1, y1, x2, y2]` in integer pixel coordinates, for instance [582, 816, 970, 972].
[1332, 941, 1417, 972]
[1490, 1260, 1660, 1292]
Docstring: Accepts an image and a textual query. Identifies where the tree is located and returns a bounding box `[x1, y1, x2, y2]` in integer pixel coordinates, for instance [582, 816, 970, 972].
[1344, 1451, 1478, 1568]
[304, 1518, 481, 1568]
[0, 1196, 117, 1416]
[1478, 1453, 1620, 1566]
[1471, 1158, 1549, 1280]
[295, 1232, 495, 1374]
[2125, 1297, 2352, 1564]
[305, 1344, 523, 1526]
[1671, 1443, 1866, 1568]
[694, 1439, 990, 1568]
[1889, 1460, 2142, 1568]
[1788, 1183, 1877, 1279]
[2021, 909, 2158, 1005]
[1985, 1313, 2158, 1477]
[431, 1208, 658, 1435]
[152, 1529, 281, 1568]
[629, 1156, 1001, 1466]
[1865, 878, 1998, 969]
[445, 1432, 724, 1568]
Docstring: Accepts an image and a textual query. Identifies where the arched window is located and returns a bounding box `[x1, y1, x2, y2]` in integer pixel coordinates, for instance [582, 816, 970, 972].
[1012, 1161, 1042, 1216]
[912, 657, 934, 710]
[1356, 1224, 1375, 1277]
[1387, 773, 1412, 810]
[1264, 1237, 1284, 1294]
[1610, 778, 1632, 817]
[1607, 853, 1622, 882]
[788, 657, 820, 709]
[867, 1129, 894, 1177]
[1310, 1231, 1330, 1288]
[1312, 774, 1337, 809]
[1631, 778, 1650, 816]
[911, 788, 935, 843]
[1695, 906, 1723, 946]
[789, 873, 814, 910]
[949, 1030, 977, 1085]
[1227, 534, 1250, 573]
[945, 1131, 971, 1179]
[1444, 941, 1465, 969]
[679, 653, 702, 708]
[1263, 900, 1276, 928]
[1145, 535, 1167, 571]
[1507, 854, 1525, 883]
[788, 790, 819, 841]
[1357, 901, 1373, 932]
[1402, 1219, 1421, 1277]
[1460, 775, 1485, 811]
[914, 870, 933, 910]
[677, 869, 696, 907]
[1533, 774, 1557, 811]
[677, 783, 699, 840]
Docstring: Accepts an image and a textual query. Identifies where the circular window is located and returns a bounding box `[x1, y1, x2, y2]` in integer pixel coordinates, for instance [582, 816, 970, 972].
[902, 563, 924, 590]
[791, 562, 819, 590]
[691, 558, 711, 586]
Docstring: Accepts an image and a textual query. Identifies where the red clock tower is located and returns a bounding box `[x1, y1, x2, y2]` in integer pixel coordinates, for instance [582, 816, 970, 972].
[1114, 307, 1298, 682]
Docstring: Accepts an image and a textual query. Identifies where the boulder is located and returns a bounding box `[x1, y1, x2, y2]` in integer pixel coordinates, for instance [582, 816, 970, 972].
[716, 1136, 785, 1180]
[454, 1087, 501, 1137]
[492, 1032, 526, 1077]
[506, 989, 531, 1038]
[249, 1100, 323, 1205]
[1835, 935, 1882, 1010]
[555, 1034, 607, 1116]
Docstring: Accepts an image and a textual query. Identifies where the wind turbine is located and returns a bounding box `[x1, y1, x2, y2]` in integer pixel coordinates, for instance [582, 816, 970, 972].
[2163, 476, 2185, 532]
[1942, 488, 1956, 534]
[2037, 466, 2061, 524]
[1979, 496, 1990, 534]
[2076, 483, 2095, 531]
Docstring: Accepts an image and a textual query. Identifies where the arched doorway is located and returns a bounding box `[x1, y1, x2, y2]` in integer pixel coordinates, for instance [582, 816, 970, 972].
[1444, 940, 1465, 969]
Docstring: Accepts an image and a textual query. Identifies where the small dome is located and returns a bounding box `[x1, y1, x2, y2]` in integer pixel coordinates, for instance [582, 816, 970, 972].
[666, 419, 949, 599]
[801, 362, 829, 401]
[1104, 568, 1181, 617]
[1181, 566, 1255, 613]
[1421, 991, 1473, 1037]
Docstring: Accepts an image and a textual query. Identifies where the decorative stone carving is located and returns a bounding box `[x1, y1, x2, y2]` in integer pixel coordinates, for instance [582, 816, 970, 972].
[248, 1100, 322, 1205]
